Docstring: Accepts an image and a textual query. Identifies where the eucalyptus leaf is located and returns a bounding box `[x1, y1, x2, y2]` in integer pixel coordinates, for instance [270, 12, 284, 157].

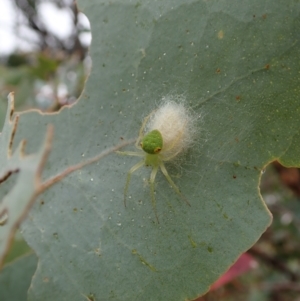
[0, 253, 37, 301]
[0, 94, 52, 268]
[6, 0, 300, 300]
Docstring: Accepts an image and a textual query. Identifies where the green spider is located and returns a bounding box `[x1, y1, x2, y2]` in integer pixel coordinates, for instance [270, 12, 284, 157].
[117, 100, 195, 222]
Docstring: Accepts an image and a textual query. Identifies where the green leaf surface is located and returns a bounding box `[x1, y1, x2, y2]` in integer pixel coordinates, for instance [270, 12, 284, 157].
[0, 94, 52, 267]
[4, 231, 32, 265]
[0, 253, 37, 301]
[6, 0, 300, 300]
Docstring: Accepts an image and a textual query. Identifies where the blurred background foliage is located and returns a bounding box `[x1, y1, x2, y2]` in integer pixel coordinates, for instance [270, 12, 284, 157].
[0, 1, 299, 300]
[0, 0, 90, 125]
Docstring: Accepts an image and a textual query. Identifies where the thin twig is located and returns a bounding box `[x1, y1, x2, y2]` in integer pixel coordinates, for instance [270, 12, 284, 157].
[39, 138, 135, 192]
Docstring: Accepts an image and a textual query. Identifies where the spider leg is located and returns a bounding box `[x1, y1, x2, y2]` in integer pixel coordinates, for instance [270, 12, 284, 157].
[149, 165, 160, 223]
[124, 160, 145, 207]
[159, 162, 191, 206]
[116, 151, 144, 157]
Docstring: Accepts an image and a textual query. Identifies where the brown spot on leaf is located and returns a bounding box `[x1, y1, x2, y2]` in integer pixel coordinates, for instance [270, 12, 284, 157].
[217, 30, 224, 39]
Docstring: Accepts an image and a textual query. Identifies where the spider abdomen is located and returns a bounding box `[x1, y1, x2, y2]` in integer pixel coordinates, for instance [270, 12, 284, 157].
[140, 129, 163, 154]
